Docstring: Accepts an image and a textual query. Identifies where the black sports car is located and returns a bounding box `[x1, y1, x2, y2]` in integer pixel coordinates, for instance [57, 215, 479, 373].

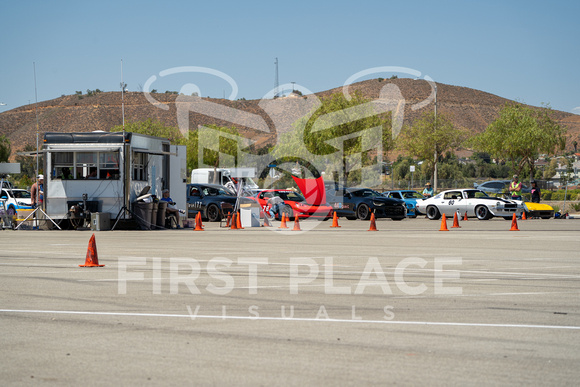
[325, 185, 407, 221]
[186, 183, 250, 222]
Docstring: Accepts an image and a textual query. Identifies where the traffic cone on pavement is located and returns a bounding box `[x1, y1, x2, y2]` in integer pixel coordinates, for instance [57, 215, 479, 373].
[79, 234, 104, 267]
[368, 213, 378, 231]
[292, 216, 302, 231]
[226, 214, 232, 227]
[194, 212, 204, 231]
[522, 211, 527, 220]
[263, 215, 272, 227]
[510, 213, 519, 231]
[439, 213, 449, 231]
[330, 211, 341, 228]
[452, 212, 461, 228]
[463, 212, 468, 221]
[279, 213, 289, 229]
[236, 211, 244, 229]
[230, 212, 238, 230]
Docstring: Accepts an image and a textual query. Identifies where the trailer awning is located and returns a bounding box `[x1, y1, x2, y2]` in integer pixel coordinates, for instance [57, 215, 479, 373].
[132, 148, 178, 156]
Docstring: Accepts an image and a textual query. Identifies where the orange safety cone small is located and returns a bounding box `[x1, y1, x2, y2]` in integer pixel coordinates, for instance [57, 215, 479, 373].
[79, 233, 104, 267]
[522, 211, 527, 220]
[510, 213, 519, 231]
[463, 212, 468, 221]
[263, 215, 272, 227]
[279, 213, 289, 229]
[236, 211, 244, 229]
[439, 213, 449, 231]
[292, 216, 302, 231]
[368, 213, 378, 231]
[226, 214, 232, 227]
[194, 212, 204, 231]
[230, 212, 238, 230]
[330, 211, 341, 228]
[451, 212, 461, 228]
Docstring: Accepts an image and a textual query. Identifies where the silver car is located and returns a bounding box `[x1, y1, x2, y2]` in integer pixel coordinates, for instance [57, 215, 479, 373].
[415, 189, 524, 220]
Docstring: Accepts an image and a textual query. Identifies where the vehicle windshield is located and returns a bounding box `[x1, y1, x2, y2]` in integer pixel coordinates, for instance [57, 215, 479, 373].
[351, 189, 381, 198]
[275, 191, 305, 202]
[464, 189, 490, 199]
[202, 186, 235, 196]
[2, 190, 31, 199]
[402, 191, 425, 199]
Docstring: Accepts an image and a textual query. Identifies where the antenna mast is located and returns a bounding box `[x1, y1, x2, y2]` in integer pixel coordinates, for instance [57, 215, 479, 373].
[33, 62, 40, 177]
[274, 57, 279, 98]
[121, 59, 125, 129]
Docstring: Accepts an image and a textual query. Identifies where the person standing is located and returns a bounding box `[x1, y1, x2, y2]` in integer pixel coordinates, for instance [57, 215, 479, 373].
[509, 175, 522, 200]
[531, 181, 541, 203]
[30, 175, 44, 208]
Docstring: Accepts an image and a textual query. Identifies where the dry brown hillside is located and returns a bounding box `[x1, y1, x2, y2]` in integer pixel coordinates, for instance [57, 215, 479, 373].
[1, 79, 578, 158]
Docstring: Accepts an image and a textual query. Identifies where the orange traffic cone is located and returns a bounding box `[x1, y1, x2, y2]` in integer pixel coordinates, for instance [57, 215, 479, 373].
[230, 212, 238, 230]
[463, 212, 468, 221]
[263, 215, 272, 227]
[452, 212, 461, 228]
[292, 216, 302, 231]
[236, 211, 244, 229]
[194, 212, 204, 231]
[368, 213, 378, 231]
[226, 214, 232, 227]
[279, 213, 289, 229]
[439, 213, 449, 231]
[522, 211, 527, 220]
[510, 213, 519, 231]
[79, 233, 104, 267]
[330, 211, 341, 228]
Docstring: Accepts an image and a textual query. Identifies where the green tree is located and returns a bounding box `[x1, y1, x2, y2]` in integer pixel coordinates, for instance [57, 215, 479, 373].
[0, 135, 11, 162]
[278, 92, 394, 185]
[470, 102, 567, 182]
[397, 111, 467, 192]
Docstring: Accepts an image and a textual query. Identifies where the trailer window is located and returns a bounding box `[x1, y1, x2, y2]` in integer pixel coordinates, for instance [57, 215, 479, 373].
[76, 152, 98, 179]
[99, 152, 120, 179]
[51, 152, 74, 180]
[50, 151, 121, 180]
[133, 152, 148, 181]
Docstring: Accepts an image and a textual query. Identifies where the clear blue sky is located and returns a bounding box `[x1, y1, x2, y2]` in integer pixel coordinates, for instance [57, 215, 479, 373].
[1, 0, 579, 114]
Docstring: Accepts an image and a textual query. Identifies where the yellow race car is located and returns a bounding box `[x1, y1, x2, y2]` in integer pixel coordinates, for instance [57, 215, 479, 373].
[524, 202, 554, 219]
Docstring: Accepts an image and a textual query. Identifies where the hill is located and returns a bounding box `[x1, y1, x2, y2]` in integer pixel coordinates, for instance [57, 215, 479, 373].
[1, 78, 579, 158]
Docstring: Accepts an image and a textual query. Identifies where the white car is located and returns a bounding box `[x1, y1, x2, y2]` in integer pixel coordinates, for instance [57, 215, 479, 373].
[415, 189, 524, 220]
[0, 188, 33, 217]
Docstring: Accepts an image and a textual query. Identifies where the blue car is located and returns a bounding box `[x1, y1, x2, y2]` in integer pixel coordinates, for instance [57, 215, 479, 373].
[382, 190, 427, 218]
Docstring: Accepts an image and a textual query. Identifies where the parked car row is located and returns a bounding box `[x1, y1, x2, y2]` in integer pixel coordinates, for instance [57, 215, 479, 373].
[185, 182, 553, 222]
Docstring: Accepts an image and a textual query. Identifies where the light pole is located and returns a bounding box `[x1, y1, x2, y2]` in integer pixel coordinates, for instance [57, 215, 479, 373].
[433, 84, 438, 194]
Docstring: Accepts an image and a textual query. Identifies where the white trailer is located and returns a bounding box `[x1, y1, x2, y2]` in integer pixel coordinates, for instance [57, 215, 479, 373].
[42, 131, 186, 226]
[191, 167, 258, 189]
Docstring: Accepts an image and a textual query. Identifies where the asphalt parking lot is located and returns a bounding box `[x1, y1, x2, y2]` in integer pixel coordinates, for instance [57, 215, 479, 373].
[1, 216, 579, 386]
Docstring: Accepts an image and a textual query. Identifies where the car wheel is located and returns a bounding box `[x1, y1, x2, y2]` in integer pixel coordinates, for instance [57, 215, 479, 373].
[7, 206, 16, 217]
[426, 206, 441, 220]
[206, 204, 221, 222]
[475, 205, 491, 220]
[281, 205, 293, 221]
[356, 204, 370, 220]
